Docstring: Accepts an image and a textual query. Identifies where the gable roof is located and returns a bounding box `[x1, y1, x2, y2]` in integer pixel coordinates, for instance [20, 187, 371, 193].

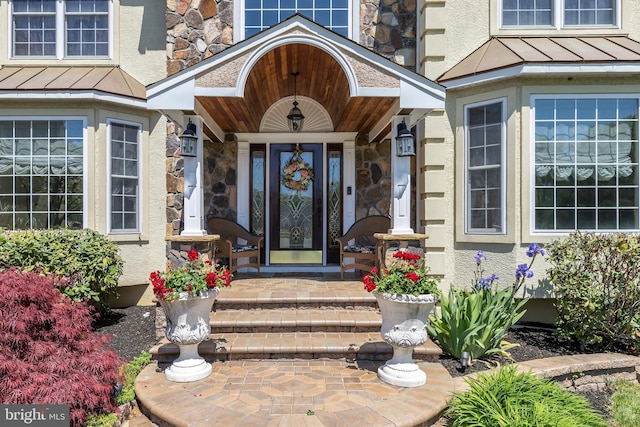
[439, 36, 640, 88]
[147, 15, 445, 140]
[0, 66, 147, 106]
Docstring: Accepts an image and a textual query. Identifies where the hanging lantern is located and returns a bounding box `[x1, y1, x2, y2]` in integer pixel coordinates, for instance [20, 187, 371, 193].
[395, 119, 415, 157]
[287, 72, 305, 133]
[180, 119, 198, 157]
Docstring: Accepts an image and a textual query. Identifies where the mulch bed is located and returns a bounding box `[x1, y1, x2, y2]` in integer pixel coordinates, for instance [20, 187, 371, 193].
[93, 305, 159, 362]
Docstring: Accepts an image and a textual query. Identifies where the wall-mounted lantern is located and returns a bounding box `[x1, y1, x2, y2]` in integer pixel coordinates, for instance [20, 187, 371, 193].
[395, 119, 415, 157]
[180, 119, 198, 157]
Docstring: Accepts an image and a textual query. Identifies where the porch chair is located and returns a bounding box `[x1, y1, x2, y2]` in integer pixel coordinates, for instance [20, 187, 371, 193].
[207, 217, 263, 273]
[335, 215, 391, 279]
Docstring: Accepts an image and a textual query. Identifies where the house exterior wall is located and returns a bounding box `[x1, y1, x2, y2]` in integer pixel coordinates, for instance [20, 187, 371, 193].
[0, 1, 167, 306]
[419, 0, 640, 309]
[166, 0, 417, 75]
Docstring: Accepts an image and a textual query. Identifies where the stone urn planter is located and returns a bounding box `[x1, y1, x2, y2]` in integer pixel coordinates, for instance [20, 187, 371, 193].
[375, 292, 436, 387]
[159, 288, 219, 382]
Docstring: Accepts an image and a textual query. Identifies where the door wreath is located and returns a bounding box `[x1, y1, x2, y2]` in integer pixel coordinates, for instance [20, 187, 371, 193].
[282, 144, 314, 191]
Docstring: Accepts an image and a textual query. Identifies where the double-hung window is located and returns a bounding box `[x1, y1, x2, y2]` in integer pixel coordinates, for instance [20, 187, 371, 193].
[244, 0, 350, 38]
[12, 0, 110, 58]
[501, 0, 617, 28]
[465, 100, 506, 234]
[533, 97, 639, 232]
[0, 118, 85, 230]
[108, 120, 140, 233]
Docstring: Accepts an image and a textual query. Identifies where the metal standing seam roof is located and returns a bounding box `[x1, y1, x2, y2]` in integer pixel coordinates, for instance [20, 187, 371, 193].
[438, 36, 640, 82]
[0, 66, 146, 100]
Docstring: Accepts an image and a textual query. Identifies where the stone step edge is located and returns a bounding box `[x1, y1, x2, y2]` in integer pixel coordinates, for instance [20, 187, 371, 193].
[216, 296, 376, 304]
[208, 310, 382, 327]
[150, 335, 442, 357]
[452, 353, 640, 394]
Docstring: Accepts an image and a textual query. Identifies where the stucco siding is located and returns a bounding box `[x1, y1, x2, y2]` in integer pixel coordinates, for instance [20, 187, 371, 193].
[119, 1, 167, 85]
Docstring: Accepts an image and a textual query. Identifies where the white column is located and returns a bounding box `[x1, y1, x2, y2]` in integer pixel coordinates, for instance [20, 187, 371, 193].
[390, 116, 414, 234]
[181, 117, 207, 236]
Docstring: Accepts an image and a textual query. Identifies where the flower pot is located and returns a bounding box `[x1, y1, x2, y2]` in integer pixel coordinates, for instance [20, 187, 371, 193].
[375, 292, 436, 387]
[159, 288, 219, 382]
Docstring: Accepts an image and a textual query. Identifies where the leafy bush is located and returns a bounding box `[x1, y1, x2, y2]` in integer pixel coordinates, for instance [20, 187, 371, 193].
[0, 269, 123, 427]
[547, 232, 640, 351]
[610, 380, 640, 427]
[427, 245, 543, 362]
[116, 351, 152, 405]
[0, 228, 123, 311]
[85, 412, 118, 427]
[447, 365, 607, 427]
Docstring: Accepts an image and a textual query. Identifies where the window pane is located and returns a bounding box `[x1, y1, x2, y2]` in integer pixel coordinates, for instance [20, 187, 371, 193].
[466, 101, 504, 233]
[534, 97, 639, 231]
[502, 0, 552, 26]
[110, 122, 140, 232]
[0, 119, 85, 230]
[244, 0, 349, 37]
[564, 0, 615, 25]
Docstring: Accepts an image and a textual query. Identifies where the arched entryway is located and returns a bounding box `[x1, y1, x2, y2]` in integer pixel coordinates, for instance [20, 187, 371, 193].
[147, 16, 445, 272]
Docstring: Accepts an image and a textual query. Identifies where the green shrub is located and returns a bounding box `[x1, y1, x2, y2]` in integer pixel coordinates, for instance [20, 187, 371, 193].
[447, 365, 607, 427]
[84, 412, 118, 427]
[547, 232, 640, 351]
[116, 351, 152, 405]
[610, 380, 640, 427]
[427, 245, 542, 362]
[0, 228, 123, 312]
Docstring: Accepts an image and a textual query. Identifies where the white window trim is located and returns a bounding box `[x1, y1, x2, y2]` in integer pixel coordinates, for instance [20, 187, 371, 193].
[499, 0, 620, 30]
[0, 116, 88, 229]
[8, 0, 113, 60]
[529, 94, 640, 235]
[106, 118, 142, 234]
[464, 98, 508, 235]
[233, 0, 359, 43]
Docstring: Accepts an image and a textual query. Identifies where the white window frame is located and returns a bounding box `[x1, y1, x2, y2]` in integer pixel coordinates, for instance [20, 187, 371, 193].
[499, 0, 620, 29]
[9, 0, 113, 59]
[464, 98, 507, 234]
[233, 0, 359, 42]
[530, 94, 640, 234]
[0, 116, 88, 229]
[107, 118, 142, 234]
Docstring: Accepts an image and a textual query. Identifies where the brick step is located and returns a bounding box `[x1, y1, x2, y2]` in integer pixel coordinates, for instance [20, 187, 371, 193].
[209, 308, 382, 333]
[213, 295, 378, 311]
[150, 332, 442, 363]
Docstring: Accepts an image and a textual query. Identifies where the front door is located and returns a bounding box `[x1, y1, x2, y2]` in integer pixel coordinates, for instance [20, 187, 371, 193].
[269, 143, 323, 263]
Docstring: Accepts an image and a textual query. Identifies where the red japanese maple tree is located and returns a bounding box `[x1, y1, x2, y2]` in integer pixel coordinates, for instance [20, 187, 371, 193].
[0, 269, 123, 426]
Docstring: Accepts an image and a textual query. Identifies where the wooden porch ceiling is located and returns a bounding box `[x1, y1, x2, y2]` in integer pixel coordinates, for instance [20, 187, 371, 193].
[196, 43, 398, 134]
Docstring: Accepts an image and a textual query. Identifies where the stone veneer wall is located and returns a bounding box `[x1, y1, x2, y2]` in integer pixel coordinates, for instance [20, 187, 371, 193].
[361, 0, 417, 69]
[165, 122, 184, 235]
[356, 139, 392, 219]
[166, 0, 233, 76]
[203, 138, 237, 221]
[166, 0, 417, 75]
